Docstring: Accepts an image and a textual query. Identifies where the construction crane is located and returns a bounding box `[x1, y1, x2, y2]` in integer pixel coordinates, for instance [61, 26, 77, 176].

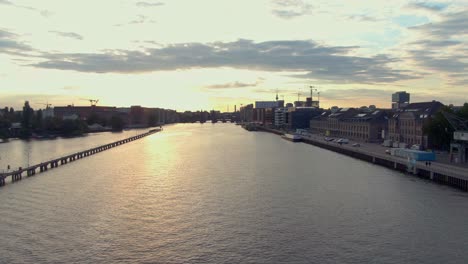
[80, 98, 99, 106]
[310, 85, 318, 101]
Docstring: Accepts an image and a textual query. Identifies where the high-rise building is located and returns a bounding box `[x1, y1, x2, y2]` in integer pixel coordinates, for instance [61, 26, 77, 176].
[392, 91, 410, 110]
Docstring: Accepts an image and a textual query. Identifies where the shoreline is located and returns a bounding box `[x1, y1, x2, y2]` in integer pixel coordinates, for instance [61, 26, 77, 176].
[254, 126, 468, 192]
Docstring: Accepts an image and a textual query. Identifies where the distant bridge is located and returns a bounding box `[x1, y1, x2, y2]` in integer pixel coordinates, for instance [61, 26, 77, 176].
[0, 129, 161, 187]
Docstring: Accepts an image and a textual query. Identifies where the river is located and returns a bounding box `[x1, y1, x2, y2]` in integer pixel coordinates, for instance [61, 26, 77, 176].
[0, 123, 467, 263]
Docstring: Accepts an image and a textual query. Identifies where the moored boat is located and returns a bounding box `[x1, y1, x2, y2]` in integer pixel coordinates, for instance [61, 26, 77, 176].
[281, 133, 302, 142]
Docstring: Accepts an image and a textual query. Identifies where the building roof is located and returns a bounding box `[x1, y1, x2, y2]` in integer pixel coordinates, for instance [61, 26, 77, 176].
[391, 101, 444, 120]
[312, 108, 387, 122]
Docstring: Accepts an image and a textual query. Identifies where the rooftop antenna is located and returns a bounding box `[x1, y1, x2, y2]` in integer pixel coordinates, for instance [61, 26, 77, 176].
[276, 89, 279, 101]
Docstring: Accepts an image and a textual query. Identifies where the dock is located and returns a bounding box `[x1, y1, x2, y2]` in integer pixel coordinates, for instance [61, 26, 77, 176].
[0, 129, 160, 187]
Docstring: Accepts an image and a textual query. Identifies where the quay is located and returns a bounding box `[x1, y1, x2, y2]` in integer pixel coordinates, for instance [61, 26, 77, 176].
[0, 129, 161, 187]
[254, 126, 468, 192]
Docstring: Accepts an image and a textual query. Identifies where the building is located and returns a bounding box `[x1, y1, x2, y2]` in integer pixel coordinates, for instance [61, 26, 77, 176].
[54, 106, 117, 121]
[274, 108, 288, 128]
[253, 100, 284, 126]
[42, 107, 54, 119]
[240, 104, 254, 123]
[255, 101, 283, 109]
[305, 97, 319, 108]
[310, 108, 388, 142]
[287, 107, 321, 130]
[392, 91, 410, 110]
[388, 101, 444, 148]
[253, 108, 272, 125]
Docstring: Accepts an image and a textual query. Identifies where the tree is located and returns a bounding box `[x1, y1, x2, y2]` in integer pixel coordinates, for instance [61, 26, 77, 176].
[33, 109, 43, 131]
[458, 103, 468, 119]
[61, 119, 87, 137]
[0, 116, 10, 140]
[423, 106, 454, 150]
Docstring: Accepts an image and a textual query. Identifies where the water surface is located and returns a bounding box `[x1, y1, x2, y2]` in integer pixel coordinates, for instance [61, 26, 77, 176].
[0, 124, 467, 263]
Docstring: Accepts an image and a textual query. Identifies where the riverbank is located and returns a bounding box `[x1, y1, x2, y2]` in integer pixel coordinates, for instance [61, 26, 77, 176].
[252, 126, 468, 192]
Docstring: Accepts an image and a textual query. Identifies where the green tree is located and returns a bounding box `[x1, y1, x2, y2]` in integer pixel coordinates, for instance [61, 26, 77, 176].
[61, 119, 86, 137]
[33, 109, 43, 131]
[458, 103, 468, 119]
[0, 116, 10, 140]
[21, 101, 34, 129]
[423, 107, 454, 150]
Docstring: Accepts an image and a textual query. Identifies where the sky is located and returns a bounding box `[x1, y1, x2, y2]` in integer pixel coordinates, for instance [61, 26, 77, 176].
[1, 0, 467, 111]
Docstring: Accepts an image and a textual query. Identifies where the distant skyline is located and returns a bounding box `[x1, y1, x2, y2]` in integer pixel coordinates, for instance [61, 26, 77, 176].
[1, 0, 467, 111]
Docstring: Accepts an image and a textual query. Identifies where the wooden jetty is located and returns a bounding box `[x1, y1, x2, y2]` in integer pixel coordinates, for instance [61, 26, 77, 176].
[0, 129, 160, 187]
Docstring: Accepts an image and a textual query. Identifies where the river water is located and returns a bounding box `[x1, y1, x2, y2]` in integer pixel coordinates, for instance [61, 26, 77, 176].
[0, 123, 467, 264]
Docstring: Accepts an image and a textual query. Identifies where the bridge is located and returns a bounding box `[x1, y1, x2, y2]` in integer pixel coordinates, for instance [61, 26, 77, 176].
[0, 129, 161, 187]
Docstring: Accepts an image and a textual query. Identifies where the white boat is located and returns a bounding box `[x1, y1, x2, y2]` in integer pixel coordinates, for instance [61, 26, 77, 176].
[281, 133, 302, 142]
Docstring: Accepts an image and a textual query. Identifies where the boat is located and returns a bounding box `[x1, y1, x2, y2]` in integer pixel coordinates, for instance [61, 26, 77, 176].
[281, 133, 302, 142]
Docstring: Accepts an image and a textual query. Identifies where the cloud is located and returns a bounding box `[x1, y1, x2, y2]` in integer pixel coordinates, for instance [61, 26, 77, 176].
[407, 2, 448, 12]
[408, 10, 468, 85]
[114, 15, 156, 26]
[271, 0, 312, 19]
[31, 39, 417, 84]
[410, 11, 468, 38]
[0, 0, 52, 16]
[0, 0, 13, 5]
[129, 15, 155, 24]
[136, 1, 164, 7]
[346, 14, 379, 22]
[0, 29, 34, 56]
[205, 81, 261, 89]
[321, 88, 394, 101]
[49, 31, 83, 40]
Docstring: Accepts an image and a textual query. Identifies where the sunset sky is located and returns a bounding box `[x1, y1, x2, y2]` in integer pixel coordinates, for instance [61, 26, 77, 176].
[1, 0, 467, 111]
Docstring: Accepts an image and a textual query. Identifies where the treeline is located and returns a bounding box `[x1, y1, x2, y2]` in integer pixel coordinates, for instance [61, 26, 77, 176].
[424, 103, 468, 150]
[0, 101, 124, 140]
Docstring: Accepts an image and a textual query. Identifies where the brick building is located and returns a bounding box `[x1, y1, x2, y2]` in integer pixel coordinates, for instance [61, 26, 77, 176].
[310, 108, 388, 143]
[388, 101, 444, 148]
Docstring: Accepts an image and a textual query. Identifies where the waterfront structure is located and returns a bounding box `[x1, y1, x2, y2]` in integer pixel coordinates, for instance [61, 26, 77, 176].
[305, 97, 319, 108]
[274, 108, 288, 128]
[287, 107, 321, 130]
[240, 104, 254, 123]
[388, 101, 444, 149]
[392, 91, 410, 110]
[42, 107, 54, 119]
[251, 100, 279, 126]
[55, 105, 177, 128]
[253, 108, 274, 125]
[0, 129, 160, 187]
[255, 100, 284, 109]
[310, 107, 388, 142]
[54, 105, 117, 121]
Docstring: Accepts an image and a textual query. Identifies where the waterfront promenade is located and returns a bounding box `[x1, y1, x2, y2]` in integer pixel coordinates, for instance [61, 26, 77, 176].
[255, 126, 468, 191]
[0, 129, 160, 186]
